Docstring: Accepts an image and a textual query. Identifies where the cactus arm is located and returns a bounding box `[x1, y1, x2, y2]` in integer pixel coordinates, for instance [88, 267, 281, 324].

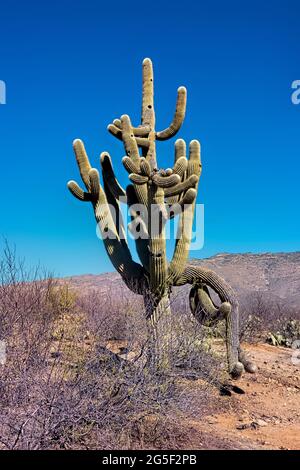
[174, 265, 244, 378]
[156, 87, 187, 141]
[122, 156, 141, 174]
[112, 118, 151, 136]
[189, 283, 228, 326]
[145, 140, 157, 170]
[68, 144, 144, 292]
[102, 178, 127, 247]
[67, 181, 92, 201]
[133, 137, 150, 149]
[107, 123, 150, 147]
[120, 115, 149, 206]
[126, 184, 150, 272]
[140, 158, 151, 176]
[72, 139, 92, 189]
[93, 181, 144, 286]
[173, 156, 188, 177]
[164, 175, 198, 198]
[187, 140, 202, 178]
[100, 152, 126, 199]
[167, 140, 188, 204]
[107, 123, 123, 139]
[174, 138, 186, 163]
[148, 185, 168, 297]
[167, 188, 197, 219]
[121, 115, 141, 163]
[152, 173, 180, 188]
[129, 173, 149, 185]
[168, 140, 201, 282]
[142, 58, 155, 128]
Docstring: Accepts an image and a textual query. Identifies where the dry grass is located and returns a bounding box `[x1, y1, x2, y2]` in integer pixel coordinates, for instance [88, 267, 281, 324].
[0, 243, 224, 450]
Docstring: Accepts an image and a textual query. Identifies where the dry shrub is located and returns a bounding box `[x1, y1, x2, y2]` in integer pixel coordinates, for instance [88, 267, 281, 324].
[0, 243, 227, 450]
[239, 291, 300, 343]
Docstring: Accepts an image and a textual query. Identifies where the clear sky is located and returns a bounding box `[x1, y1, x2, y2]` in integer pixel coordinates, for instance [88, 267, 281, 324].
[0, 0, 299, 276]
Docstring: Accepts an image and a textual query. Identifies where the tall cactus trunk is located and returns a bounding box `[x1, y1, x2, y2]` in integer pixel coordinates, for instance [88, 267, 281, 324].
[145, 293, 173, 372]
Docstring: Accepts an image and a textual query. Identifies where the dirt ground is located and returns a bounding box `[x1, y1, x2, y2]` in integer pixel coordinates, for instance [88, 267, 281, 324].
[187, 343, 300, 450]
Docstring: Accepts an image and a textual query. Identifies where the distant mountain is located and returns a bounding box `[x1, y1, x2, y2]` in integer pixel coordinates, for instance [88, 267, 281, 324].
[63, 252, 300, 309]
[190, 252, 300, 309]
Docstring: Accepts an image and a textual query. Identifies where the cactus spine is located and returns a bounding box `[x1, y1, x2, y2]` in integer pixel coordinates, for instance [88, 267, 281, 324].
[68, 59, 256, 378]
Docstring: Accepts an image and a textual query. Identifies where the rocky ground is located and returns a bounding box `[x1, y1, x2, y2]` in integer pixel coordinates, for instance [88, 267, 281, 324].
[185, 343, 300, 450]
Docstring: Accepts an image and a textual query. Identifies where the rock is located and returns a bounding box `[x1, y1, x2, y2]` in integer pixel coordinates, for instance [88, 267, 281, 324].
[237, 418, 268, 430]
[254, 419, 268, 427]
[236, 423, 250, 430]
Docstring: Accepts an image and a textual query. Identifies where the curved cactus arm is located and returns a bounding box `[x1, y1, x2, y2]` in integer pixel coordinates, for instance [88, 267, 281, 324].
[107, 122, 123, 140]
[107, 123, 150, 147]
[167, 188, 197, 219]
[175, 265, 257, 378]
[156, 87, 187, 141]
[112, 118, 151, 136]
[175, 265, 243, 378]
[152, 173, 180, 188]
[129, 173, 149, 185]
[68, 143, 144, 292]
[67, 181, 92, 202]
[189, 283, 228, 326]
[164, 175, 198, 198]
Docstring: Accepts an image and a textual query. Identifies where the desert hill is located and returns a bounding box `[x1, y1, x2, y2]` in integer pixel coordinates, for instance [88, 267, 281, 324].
[63, 252, 300, 309]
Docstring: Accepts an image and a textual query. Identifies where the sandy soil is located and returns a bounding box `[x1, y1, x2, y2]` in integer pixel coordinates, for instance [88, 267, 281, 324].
[187, 343, 300, 450]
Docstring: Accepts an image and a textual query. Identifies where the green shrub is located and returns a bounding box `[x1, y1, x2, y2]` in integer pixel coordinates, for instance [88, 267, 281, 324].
[267, 319, 300, 348]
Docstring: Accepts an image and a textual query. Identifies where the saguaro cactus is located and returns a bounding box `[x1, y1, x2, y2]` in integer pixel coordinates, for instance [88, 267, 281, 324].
[68, 59, 256, 378]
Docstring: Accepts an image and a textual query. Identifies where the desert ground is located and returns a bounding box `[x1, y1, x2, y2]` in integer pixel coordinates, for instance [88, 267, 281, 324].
[179, 342, 300, 450]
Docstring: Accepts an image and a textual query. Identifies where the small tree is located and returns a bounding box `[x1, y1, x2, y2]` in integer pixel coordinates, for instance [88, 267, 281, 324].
[68, 59, 256, 378]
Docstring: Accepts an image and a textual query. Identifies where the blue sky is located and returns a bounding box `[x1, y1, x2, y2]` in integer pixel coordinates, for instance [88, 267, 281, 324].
[0, 0, 299, 276]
